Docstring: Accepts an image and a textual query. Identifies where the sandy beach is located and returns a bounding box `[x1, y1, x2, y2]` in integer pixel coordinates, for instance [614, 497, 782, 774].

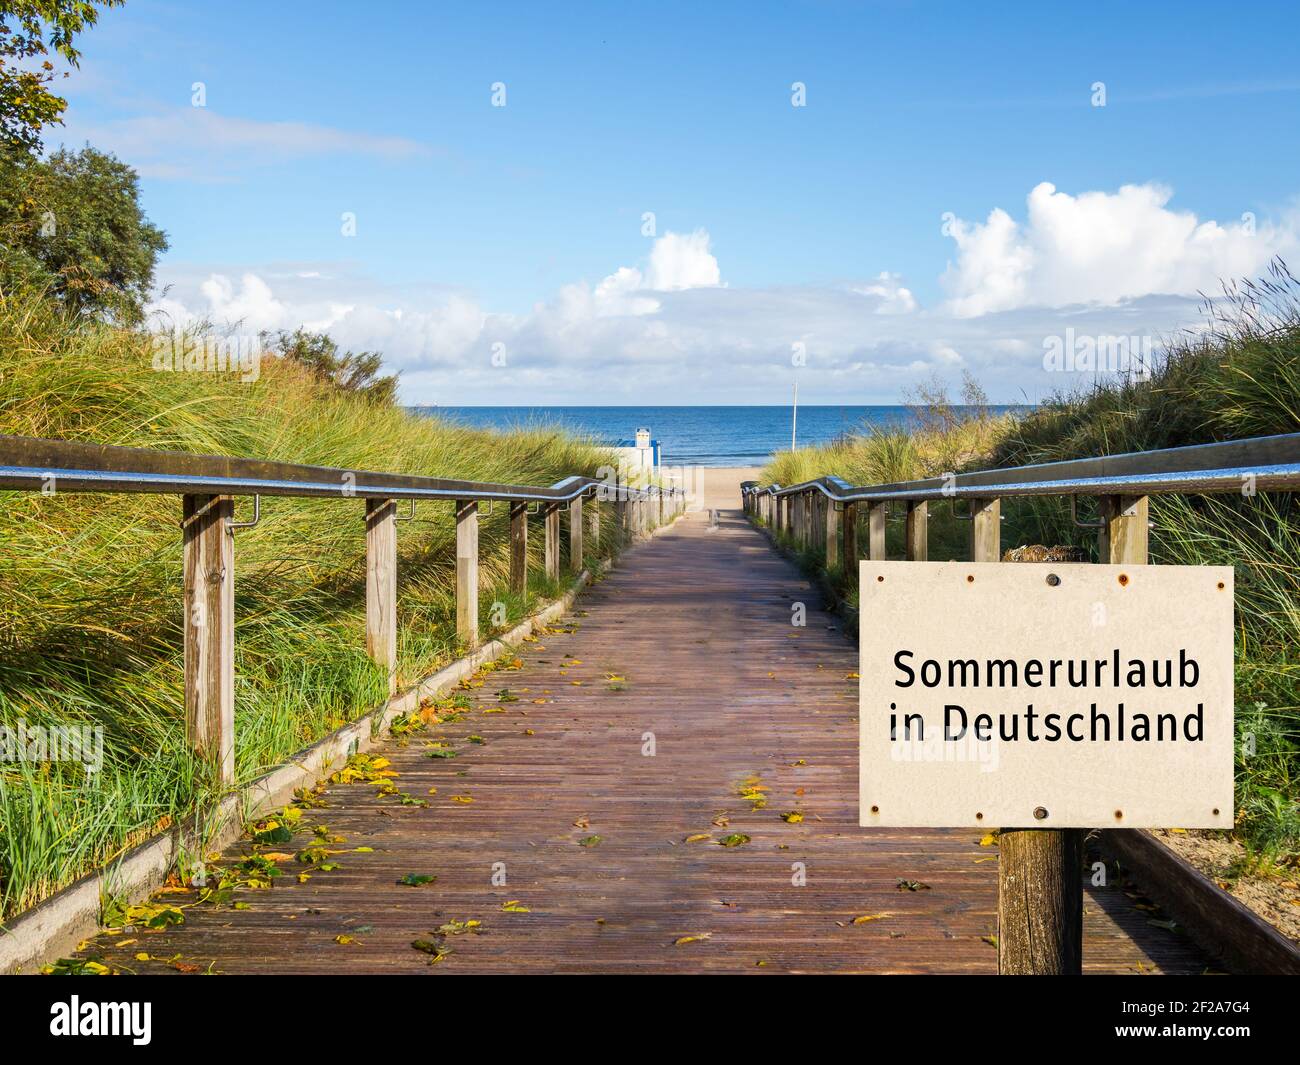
[697, 466, 763, 510]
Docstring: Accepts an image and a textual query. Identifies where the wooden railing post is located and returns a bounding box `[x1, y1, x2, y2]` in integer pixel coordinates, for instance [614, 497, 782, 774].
[544, 502, 561, 578]
[996, 493, 1083, 976]
[588, 495, 600, 552]
[825, 496, 840, 567]
[509, 501, 527, 598]
[455, 499, 479, 651]
[842, 502, 857, 569]
[1099, 494, 1149, 564]
[904, 500, 928, 560]
[569, 495, 584, 573]
[182, 493, 235, 786]
[365, 498, 398, 695]
[867, 501, 887, 560]
[969, 497, 1000, 562]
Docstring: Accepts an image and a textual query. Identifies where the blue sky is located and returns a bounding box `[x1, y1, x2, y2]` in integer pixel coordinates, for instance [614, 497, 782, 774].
[55, 0, 1300, 404]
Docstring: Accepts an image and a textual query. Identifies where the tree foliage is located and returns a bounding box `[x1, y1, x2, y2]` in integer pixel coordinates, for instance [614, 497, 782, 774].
[0, 144, 168, 323]
[262, 327, 399, 405]
[0, 1, 123, 153]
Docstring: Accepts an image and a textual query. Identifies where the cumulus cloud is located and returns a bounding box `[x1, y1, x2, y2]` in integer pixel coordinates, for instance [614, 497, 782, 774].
[149, 189, 1296, 404]
[941, 181, 1299, 316]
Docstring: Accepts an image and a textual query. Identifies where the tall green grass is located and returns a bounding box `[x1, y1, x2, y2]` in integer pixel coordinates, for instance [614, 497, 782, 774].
[0, 290, 618, 919]
[761, 262, 1300, 866]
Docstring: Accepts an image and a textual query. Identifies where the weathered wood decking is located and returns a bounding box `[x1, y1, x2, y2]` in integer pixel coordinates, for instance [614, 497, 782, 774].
[76, 505, 1213, 974]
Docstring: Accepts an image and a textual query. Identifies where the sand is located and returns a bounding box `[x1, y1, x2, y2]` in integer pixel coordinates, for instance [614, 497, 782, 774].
[696, 466, 763, 510]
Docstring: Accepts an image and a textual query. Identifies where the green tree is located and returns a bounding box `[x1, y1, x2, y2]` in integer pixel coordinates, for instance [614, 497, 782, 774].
[0, 1, 123, 153]
[0, 145, 168, 323]
[262, 328, 399, 405]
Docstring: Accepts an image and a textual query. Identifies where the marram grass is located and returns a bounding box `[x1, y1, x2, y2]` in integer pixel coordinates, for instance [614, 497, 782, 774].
[0, 291, 617, 919]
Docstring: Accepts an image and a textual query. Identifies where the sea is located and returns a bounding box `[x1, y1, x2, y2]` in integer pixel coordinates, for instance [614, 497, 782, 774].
[414, 405, 1018, 468]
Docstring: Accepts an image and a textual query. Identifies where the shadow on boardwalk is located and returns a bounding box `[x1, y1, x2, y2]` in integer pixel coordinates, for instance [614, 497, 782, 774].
[75, 507, 1213, 974]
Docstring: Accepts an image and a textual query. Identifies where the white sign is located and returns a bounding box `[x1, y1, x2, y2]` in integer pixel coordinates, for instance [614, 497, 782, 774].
[859, 561, 1234, 829]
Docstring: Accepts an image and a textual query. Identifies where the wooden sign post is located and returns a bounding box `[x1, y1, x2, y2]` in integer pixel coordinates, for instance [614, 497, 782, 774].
[859, 529, 1233, 974]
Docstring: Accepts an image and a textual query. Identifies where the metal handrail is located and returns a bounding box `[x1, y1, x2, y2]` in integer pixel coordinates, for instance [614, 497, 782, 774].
[0, 434, 671, 503]
[742, 432, 1300, 502]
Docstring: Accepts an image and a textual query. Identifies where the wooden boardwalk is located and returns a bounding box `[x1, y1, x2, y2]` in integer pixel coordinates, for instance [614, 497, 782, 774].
[77, 504, 1214, 974]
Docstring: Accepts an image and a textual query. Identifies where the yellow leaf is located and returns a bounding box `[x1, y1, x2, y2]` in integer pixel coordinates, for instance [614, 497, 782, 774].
[674, 933, 713, 946]
[684, 833, 711, 843]
[851, 913, 889, 924]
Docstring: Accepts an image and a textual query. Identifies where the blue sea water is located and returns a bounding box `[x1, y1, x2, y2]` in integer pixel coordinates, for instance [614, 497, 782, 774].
[414, 406, 1017, 467]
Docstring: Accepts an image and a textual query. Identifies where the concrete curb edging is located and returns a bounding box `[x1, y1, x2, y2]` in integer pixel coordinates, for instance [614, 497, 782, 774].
[0, 512, 684, 975]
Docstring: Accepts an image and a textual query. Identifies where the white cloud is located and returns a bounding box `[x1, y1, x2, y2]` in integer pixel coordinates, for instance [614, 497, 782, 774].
[645, 229, 721, 291]
[149, 189, 1296, 404]
[57, 106, 430, 180]
[941, 181, 1299, 316]
[848, 272, 919, 314]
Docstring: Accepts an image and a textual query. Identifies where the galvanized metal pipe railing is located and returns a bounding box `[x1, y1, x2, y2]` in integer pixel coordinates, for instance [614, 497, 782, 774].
[742, 432, 1300, 564]
[0, 434, 668, 503]
[0, 434, 686, 785]
[742, 433, 1300, 506]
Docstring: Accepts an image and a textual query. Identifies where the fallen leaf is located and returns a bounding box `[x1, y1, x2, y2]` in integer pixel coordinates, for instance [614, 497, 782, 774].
[673, 933, 713, 946]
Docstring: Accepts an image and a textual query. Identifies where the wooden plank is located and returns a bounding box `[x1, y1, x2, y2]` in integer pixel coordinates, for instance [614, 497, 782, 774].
[456, 499, 479, 650]
[79, 499, 1212, 975]
[365, 498, 398, 694]
[1099, 828, 1300, 974]
[182, 494, 235, 786]
[509, 501, 527, 598]
[904, 500, 927, 561]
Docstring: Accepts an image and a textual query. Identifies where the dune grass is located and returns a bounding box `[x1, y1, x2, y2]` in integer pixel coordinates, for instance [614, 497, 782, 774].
[0, 290, 620, 920]
[760, 262, 1300, 867]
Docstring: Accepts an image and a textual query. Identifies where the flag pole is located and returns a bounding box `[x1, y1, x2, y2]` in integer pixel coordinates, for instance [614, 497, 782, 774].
[791, 381, 798, 452]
